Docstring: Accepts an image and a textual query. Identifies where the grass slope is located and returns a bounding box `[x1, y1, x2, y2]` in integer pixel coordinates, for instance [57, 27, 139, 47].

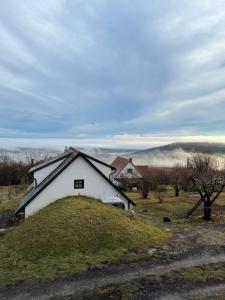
[0, 196, 169, 286]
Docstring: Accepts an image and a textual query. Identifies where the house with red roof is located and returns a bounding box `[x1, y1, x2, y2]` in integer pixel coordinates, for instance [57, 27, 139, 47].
[111, 156, 151, 191]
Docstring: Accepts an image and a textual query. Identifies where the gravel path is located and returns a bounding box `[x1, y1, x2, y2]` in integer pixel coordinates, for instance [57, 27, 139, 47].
[1, 249, 225, 300]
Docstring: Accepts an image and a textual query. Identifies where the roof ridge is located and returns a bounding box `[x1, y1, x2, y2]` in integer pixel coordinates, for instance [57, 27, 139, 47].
[29, 150, 71, 173]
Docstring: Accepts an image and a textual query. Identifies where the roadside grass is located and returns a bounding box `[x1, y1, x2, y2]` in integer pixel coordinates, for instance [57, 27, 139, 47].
[0, 196, 169, 287]
[200, 295, 225, 300]
[171, 264, 225, 282]
[76, 263, 225, 300]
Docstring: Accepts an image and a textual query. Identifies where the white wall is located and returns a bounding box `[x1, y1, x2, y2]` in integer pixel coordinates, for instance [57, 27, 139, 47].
[25, 156, 129, 217]
[34, 159, 65, 185]
[117, 162, 142, 179]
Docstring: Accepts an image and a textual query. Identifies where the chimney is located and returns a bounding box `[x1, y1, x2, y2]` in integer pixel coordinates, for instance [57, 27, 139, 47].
[129, 158, 132, 163]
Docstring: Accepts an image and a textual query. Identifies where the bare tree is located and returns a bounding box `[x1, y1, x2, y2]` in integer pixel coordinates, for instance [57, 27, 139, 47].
[145, 167, 169, 203]
[188, 154, 225, 221]
[0, 154, 29, 185]
[169, 164, 186, 197]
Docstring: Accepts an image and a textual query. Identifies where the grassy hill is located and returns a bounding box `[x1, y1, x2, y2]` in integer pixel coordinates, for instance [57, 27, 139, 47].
[0, 196, 169, 286]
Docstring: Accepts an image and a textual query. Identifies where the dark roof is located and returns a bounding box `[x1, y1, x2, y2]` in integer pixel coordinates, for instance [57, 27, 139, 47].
[15, 151, 134, 215]
[111, 156, 130, 177]
[29, 151, 72, 174]
[29, 146, 114, 174]
[136, 165, 151, 178]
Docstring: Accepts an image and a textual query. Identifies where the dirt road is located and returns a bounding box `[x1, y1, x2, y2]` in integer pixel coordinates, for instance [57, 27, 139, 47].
[1, 246, 225, 300]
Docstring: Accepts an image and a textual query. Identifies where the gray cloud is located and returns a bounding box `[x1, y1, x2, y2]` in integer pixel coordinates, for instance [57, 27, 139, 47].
[0, 0, 225, 142]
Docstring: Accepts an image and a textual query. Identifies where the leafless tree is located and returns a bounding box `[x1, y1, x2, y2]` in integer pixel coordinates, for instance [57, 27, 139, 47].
[188, 154, 225, 221]
[24, 150, 51, 168]
[169, 164, 188, 197]
[0, 154, 30, 185]
[143, 167, 169, 202]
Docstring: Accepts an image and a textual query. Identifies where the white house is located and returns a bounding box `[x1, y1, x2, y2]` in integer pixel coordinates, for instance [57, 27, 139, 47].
[15, 147, 135, 218]
[111, 156, 143, 180]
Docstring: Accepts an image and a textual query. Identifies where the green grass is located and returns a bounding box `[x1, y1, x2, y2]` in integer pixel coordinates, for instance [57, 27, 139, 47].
[172, 264, 225, 282]
[0, 198, 20, 213]
[0, 185, 27, 213]
[127, 192, 225, 227]
[76, 264, 225, 300]
[127, 192, 199, 227]
[200, 295, 225, 300]
[0, 196, 169, 286]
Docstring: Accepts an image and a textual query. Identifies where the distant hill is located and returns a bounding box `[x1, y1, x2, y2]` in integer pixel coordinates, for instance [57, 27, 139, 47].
[1, 142, 225, 167]
[133, 142, 225, 155]
[129, 142, 225, 167]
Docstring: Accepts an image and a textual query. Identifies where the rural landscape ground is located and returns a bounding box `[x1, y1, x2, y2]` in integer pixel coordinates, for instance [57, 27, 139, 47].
[1, 188, 225, 299]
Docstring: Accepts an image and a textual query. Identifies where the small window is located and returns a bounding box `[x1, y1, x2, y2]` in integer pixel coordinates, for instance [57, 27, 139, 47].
[74, 179, 84, 189]
[127, 168, 133, 173]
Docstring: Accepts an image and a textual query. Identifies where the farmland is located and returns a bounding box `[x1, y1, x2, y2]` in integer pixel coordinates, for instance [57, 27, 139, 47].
[1, 189, 225, 299]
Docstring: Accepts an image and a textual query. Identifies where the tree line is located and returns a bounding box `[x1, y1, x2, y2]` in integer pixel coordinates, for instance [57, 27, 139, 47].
[0, 153, 47, 186]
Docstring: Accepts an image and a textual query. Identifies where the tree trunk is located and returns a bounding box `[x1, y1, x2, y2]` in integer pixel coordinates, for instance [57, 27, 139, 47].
[204, 204, 211, 221]
[175, 187, 179, 197]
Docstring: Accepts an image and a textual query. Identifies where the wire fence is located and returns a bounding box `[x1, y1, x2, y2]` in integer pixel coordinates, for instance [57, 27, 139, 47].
[0, 185, 28, 202]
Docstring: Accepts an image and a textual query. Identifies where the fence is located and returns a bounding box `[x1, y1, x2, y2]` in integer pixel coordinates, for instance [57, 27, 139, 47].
[0, 185, 28, 202]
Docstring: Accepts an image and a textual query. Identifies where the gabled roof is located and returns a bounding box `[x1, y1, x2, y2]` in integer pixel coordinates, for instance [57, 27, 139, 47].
[111, 156, 130, 177]
[29, 146, 115, 174]
[29, 150, 72, 174]
[15, 150, 134, 216]
[69, 147, 115, 170]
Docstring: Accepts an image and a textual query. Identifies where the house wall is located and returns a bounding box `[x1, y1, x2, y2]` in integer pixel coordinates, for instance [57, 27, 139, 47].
[25, 156, 129, 217]
[117, 162, 143, 179]
[34, 159, 65, 185]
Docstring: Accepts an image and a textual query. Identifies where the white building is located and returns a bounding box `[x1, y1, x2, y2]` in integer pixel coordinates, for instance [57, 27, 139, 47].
[15, 147, 135, 218]
[111, 156, 143, 179]
[111, 156, 145, 191]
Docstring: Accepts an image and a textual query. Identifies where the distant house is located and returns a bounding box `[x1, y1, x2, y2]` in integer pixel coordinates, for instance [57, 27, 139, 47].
[111, 156, 150, 191]
[15, 147, 135, 218]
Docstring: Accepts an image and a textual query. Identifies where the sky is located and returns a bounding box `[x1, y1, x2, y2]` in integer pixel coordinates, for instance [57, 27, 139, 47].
[0, 0, 225, 149]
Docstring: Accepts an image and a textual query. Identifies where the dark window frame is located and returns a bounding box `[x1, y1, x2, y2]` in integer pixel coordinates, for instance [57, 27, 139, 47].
[127, 168, 133, 173]
[74, 179, 84, 189]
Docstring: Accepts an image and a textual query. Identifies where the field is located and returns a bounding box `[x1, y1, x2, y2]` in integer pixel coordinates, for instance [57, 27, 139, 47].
[0, 185, 27, 211]
[0, 196, 169, 287]
[1, 189, 225, 299]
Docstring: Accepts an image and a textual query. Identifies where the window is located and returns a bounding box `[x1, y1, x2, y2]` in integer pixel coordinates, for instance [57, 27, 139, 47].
[74, 179, 84, 189]
[127, 168, 133, 173]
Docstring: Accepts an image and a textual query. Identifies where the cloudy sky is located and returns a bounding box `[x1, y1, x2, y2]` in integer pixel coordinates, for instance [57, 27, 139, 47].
[0, 0, 225, 149]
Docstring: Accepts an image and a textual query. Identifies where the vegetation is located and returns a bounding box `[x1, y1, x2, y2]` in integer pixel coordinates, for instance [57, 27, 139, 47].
[0, 196, 169, 286]
[128, 191, 200, 227]
[172, 264, 225, 282]
[0, 154, 30, 185]
[128, 187, 225, 228]
[188, 154, 225, 221]
[76, 263, 225, 300]
[200, 295, 225, 300]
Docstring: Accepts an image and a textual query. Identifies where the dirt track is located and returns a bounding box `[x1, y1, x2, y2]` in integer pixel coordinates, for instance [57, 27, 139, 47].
[1, 222, 225, 300]
[1, 245, 225, 300]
